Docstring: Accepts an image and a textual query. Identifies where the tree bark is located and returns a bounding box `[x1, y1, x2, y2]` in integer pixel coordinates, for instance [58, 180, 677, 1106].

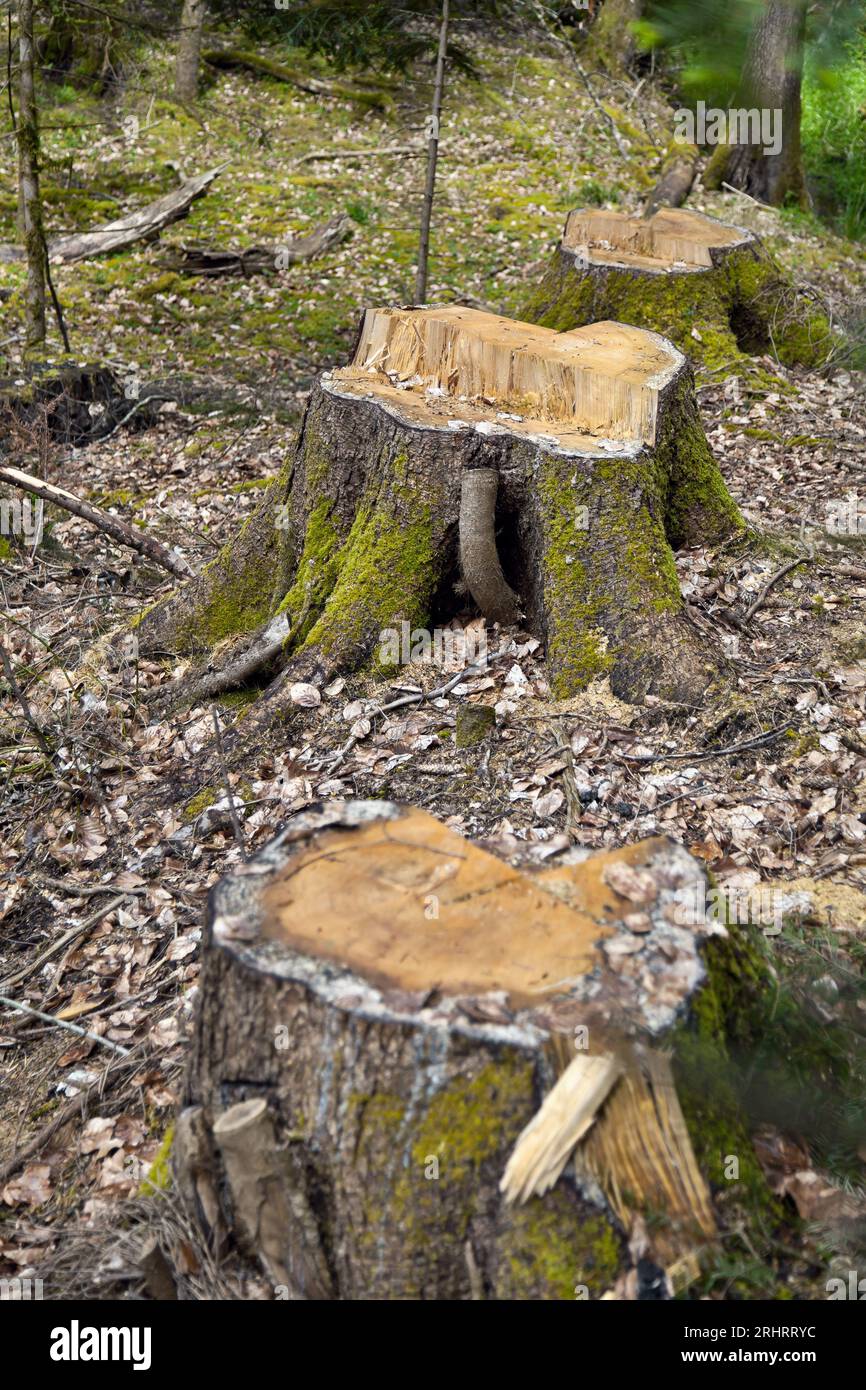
[702, 0, 808, 208]
[415, 0, 449, 302]
[177, 802, 758, 1299]
[16, 0, 47, 354]
[138, 305, 743, 721]
[588, 0, 644, 73]
[524, 206, 833, 369]
[175, 0, 207, 105]
[643, 145, 700, 217]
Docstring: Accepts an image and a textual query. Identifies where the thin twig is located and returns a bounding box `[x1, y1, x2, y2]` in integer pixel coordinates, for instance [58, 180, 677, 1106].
[324, 648, 509, 773]
[0, 994, 130, 1055]
[0, 893, 129, 992]
[572, 57, 629, 159]
[43, 248, 71, 352]
[34, 875, 147, 898]
[0, 1051, 143, 1186]
[0, 462, 192, 577]
[210, 706, 246, 858]
[621, 726, 792, 766]
[720, 181, 774, 210]
[295, 143, 422, 166]
[742, 554, 812, 626]
[0, 642, 54, 757]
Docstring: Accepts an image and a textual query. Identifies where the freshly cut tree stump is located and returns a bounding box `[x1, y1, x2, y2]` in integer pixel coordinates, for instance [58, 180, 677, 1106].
[178, 801, 771, 1300]
[524, 207, 834, 370]
[140, 305, 743, 712]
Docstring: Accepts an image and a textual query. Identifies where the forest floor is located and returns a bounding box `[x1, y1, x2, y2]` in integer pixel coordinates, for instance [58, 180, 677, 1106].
[0, 31, 865, 1300]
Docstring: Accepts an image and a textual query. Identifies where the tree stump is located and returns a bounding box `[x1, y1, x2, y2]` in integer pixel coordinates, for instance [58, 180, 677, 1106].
[178, 801, 773, 1300]
[140, 305, 742, 712]
[523, 207, 834, 370]
[0, 363, 133, 447]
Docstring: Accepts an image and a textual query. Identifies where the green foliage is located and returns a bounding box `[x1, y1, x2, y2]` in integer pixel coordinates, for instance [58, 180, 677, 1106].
[208, 0, 526, 74]
[802, 42, 866, 239]
[640, 0, 865, 106]
[636, 0, 866, 236]
[574, 177, 615, 206]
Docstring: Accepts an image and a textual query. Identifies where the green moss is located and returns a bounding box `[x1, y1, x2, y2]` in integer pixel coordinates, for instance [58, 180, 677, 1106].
[290, 453, 441, 671]
[536, 457, 614, 696]
[183, 787, 216, 821]
[502, 1197, 621, 1300]
[274, 498, 342, 643]
[217, 687, 261, 709]
[134, 272, 192, 302]
[407, 1066, 527, 1182]
[660, 379, 745, 547]
[182, 508, 280, 650]
[535, 432, 722, 699]
[455, 705, 495, 747]
[674, 928, 781, 1225]
[301, 502, 437, 665]
[140, 1124, 174, 1196]
[523, 242, 836, 373]
[348, 1056, 619, 1297]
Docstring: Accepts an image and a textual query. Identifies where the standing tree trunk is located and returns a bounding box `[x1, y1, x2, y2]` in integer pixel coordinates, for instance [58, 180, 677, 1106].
[16, 0, 46, 354]
[175, 802, 782, 1299]
[138, 306, 744, 732]
[414, 0, 449, 302]
[588, 0, 644, 73]
[703, 0, 808, 208]
[175, 0, 207, 104]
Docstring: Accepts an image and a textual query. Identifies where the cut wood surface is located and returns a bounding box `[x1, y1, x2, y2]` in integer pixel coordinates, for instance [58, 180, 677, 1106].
[179, 801, 740, 1297]
[141, 305, 742, 712]
[563, 206, 748, 272]
[343, 304, 681, 445]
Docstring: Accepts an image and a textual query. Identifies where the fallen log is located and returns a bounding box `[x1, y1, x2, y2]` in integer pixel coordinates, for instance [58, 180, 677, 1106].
[0, 166, 228, 265]
[0, 463, 192, 577]
[524, 206, 835, 369]
[139, 304, 743, 714]
[643, 144, 700, 217]
[201, 48, 394, 109]
[166, 214, 353, 277]
[176, 801, 781, 1299]
[294, 144, 422, 167]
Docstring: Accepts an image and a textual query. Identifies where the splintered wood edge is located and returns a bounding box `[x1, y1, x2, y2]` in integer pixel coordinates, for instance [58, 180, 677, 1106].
[207, 801, 721, 1051]
[561, 206, 754, 275]
[324, 306, 685, 453]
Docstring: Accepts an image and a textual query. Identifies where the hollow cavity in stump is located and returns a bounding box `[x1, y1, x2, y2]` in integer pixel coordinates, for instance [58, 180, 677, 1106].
[180, 801, 737, 1299]
[524, 207, 834, 370]
[140, 305, 742, 712]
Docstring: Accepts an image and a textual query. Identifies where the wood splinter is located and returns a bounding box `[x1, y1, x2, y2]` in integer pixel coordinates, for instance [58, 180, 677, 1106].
[212, 1098, 333, 1300]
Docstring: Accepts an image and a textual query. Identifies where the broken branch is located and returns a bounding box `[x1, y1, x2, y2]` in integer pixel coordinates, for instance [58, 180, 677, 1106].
[0, 463, 193, 578]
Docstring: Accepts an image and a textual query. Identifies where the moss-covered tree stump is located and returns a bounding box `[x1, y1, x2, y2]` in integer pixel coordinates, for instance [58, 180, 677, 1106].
[141, 305, 742, 713]
[177, 800, 773, 1300]
[523, 207, 833, 370]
